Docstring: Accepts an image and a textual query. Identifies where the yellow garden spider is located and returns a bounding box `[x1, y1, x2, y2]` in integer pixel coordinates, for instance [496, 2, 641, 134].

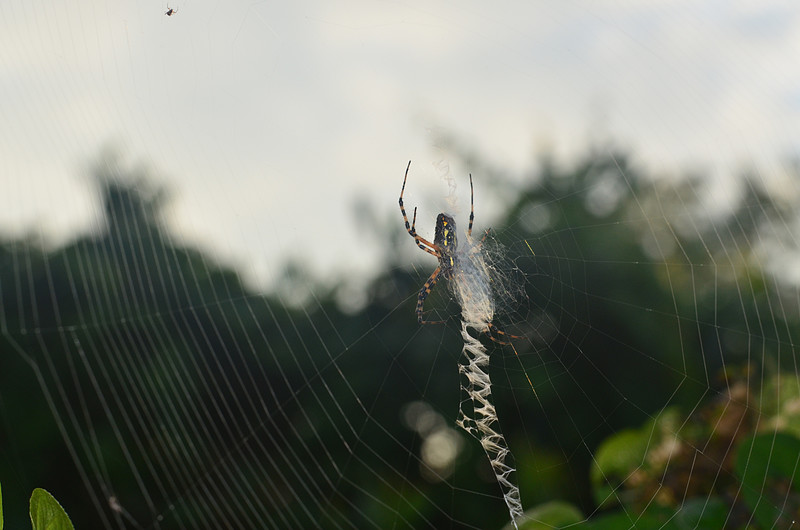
[399, 161, 523, 344]
[399, 160, 484, 325]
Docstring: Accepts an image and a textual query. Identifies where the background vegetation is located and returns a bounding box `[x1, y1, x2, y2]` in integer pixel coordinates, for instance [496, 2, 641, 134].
[1, 147, 798, 528]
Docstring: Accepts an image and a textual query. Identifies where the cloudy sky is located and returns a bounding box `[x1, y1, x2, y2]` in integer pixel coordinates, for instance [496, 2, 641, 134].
[3, 0, 800, 289]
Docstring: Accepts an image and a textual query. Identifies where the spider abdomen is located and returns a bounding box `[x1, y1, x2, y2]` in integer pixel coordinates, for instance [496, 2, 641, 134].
[434, 213, 457, 276]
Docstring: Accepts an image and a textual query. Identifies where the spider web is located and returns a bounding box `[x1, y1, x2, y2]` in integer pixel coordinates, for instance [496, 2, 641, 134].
[3, 146, 799, 529]
[2, 2, 800, 530]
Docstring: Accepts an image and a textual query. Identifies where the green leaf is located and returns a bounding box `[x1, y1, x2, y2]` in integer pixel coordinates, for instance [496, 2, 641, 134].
[590, 428, 648, 507]
[761, 374, 800, 438]
[578, 509, 650, 529]
[509, 499, 724, 530]
[590, 408, 684, 509]
[29, 489, 74, 530]
[1, 480, 4, 530]
[669, 497, 729, 530]
[505, 501, 583, 530]
[735, 431, 800, 529]
[566, 499, 726, 530]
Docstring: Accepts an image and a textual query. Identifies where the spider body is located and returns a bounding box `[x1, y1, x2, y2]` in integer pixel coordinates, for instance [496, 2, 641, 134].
[165, 7, 177, 16]
[433, 213, 457, 278]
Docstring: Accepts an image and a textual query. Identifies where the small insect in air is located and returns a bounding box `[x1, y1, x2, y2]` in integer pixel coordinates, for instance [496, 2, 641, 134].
[165, 6, 177, 16]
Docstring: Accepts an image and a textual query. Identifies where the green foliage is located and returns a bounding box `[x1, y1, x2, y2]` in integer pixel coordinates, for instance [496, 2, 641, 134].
[0, 483, 73, 530]
[760, 375, 800, 437]
[509, 498, 729, 529]
[520, 370, 800, 528]
[29, 489, 74, 530]
[507, 501, 582, 529]
[590, 426, 651, 509]
[735, 432, 800, 528]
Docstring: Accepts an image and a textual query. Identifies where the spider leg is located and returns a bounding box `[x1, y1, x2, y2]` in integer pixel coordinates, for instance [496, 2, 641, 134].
[417, 266, 446, 324]
[485, 322, 525, 345]
[468, 173, 474, 237]
[399, 161, 439, 257]
[466, 228, 491, 255]
[411, 207, 439, 256]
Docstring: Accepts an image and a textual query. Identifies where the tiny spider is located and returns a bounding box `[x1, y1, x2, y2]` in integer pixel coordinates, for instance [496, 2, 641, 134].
[165, 6, 177, 16]
[399, 160, 480, 325]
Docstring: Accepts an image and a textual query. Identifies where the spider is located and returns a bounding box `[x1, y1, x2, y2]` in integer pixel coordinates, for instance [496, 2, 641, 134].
[165, 6, 177, 16]
[399, 160, 483, 325]
[400, 162, 523, 345]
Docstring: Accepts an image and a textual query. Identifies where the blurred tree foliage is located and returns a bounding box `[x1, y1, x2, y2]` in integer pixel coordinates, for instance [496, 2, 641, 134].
[0, 147, 798, 528]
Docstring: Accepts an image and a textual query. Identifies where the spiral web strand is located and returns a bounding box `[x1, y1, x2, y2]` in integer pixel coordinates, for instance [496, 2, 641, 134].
[452, 234, 524, 528]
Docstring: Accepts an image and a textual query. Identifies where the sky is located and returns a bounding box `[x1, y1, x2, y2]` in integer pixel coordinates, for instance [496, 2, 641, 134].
[2, 0, 800, 290]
